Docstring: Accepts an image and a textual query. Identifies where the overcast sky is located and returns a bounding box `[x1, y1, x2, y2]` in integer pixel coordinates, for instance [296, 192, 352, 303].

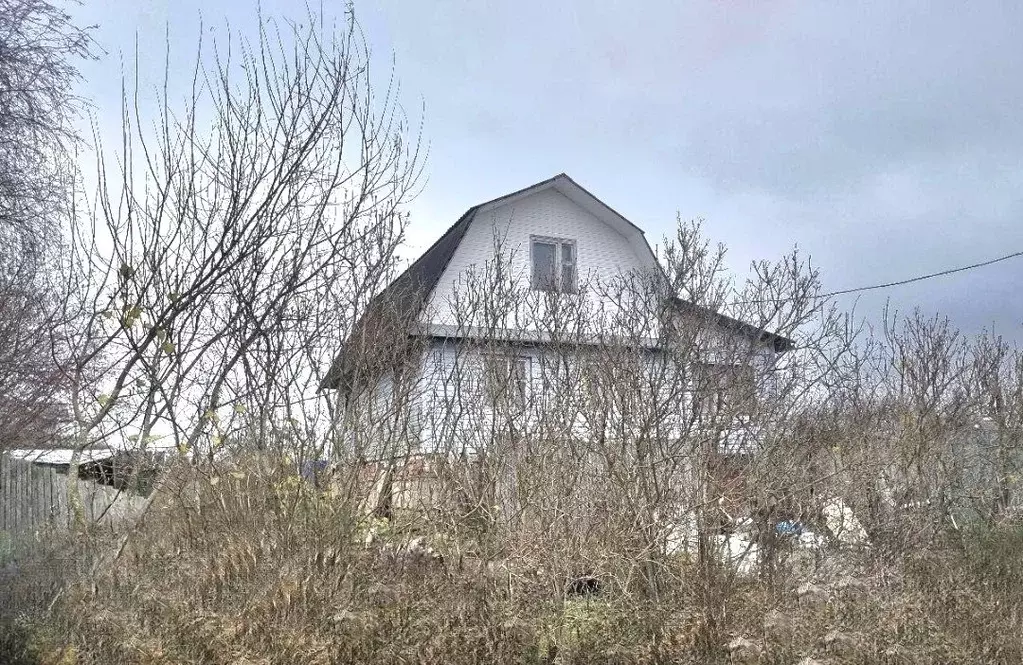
[71, 1, 1023, 340]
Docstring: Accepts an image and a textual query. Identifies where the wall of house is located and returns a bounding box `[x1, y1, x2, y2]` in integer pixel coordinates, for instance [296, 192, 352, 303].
[422, 187, 658, 329]
[413, 339, 535, 455]
[349, 184, 784, 458]
[347, 370, 428, 460]
[405, 338, 772, 455]
[353, 333, 779, 459]
[336, 179, 790, 464]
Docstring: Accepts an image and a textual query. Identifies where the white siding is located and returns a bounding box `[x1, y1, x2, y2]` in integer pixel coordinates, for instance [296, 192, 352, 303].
[408, 339, 695, 454]
[404, 337, 779, 455]
[423, 187, 657, 327]
[413, 340, 546, 454]
[352, 183, 784, 458]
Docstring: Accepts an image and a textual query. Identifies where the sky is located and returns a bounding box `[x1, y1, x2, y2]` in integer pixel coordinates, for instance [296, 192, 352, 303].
[70, 0, 1023, 341]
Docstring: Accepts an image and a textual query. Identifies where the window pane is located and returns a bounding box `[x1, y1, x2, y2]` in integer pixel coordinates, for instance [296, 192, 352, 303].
[484, 356, 508, 401]
[695, 363, 757, 420]
[513, 358, 528, 407]
[561, 242, 574, 263]
[483, 356, 529, 409]
[532, 241, 557, 291]
[562, 262, 577, 293]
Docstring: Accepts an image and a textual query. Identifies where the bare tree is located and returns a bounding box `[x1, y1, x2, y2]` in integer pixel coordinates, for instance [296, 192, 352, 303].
[53, 7, 423, 529]
[0, 0, 92, 451]
[0, 256, 69, 448]
[19, 197, 1023, 663]
[0, 0, 93, 254]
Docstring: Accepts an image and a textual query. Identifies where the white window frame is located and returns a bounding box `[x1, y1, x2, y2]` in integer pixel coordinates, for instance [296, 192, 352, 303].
[530, 236, 577, 293]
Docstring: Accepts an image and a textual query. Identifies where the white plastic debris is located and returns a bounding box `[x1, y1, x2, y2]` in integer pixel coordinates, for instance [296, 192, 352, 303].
[822, 498, 868, 545]
[712, 533, 760, 575]
[797, 530, 827, 550]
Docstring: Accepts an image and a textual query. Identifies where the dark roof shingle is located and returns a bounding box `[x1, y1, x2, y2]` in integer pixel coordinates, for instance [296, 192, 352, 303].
[321, 174, 795, 390]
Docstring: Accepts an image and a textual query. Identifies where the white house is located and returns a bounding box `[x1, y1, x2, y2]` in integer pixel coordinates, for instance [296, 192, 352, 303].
[323, 174, 793, 459]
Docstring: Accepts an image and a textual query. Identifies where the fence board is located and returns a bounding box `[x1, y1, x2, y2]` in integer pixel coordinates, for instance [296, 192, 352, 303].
[1, 455, 145, 534]
[2, 456, 9, 530]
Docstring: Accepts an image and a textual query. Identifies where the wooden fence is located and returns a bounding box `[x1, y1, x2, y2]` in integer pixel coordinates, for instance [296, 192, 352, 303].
[0, 454, 146, 533]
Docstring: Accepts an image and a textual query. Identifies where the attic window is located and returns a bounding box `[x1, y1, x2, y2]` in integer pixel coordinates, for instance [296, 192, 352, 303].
[531, 237, 577, 293]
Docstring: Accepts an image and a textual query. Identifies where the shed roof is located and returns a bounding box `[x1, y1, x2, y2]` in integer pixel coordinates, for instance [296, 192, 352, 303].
[4, 448, 115, 466]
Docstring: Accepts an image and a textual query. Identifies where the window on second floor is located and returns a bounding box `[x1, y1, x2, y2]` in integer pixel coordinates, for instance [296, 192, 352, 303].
[531, 236, 577, 293]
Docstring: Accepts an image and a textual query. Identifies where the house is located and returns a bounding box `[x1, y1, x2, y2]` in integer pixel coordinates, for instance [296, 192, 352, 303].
[322, 174, 793, 461]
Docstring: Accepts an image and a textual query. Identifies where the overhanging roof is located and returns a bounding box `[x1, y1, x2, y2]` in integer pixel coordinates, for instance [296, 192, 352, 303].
[671, 298, 795, 353]
[321, 174, 795, 390]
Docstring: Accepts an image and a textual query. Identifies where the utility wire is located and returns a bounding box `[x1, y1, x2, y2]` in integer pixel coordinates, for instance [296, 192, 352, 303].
[820, 249, 1023, 299]
[731, 249, 1023, 306]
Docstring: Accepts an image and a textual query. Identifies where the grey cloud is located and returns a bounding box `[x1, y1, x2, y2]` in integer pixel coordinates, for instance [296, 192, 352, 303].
[74, 0, 1023, 340]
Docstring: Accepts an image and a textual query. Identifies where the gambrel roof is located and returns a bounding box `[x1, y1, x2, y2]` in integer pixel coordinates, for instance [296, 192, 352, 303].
[321, 174, 794, 391]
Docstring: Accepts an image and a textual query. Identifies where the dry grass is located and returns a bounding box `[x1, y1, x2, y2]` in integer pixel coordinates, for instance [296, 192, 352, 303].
[2, 460, 1022, 665]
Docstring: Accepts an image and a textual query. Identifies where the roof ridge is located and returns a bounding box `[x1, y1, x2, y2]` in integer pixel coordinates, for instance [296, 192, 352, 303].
[321, 174, 796, 391]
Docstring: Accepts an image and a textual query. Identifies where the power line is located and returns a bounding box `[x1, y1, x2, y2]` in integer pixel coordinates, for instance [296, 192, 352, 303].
[820, 249, 1023, 299]
[732, 248, 1023, 305]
